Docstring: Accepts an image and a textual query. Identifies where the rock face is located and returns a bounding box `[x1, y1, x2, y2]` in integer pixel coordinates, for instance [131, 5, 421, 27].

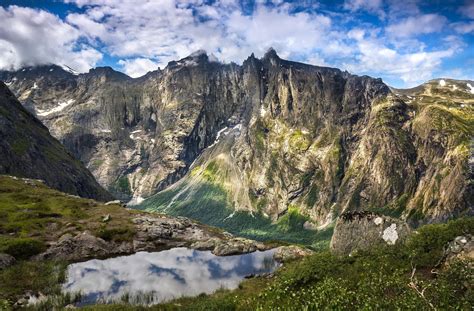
[0, 82, 112, 201]
[330, 211, 411, 255]
[1, 53, 472, 226]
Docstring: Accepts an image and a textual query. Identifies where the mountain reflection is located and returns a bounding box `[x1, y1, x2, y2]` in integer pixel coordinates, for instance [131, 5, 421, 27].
[63, 247, 278, 305]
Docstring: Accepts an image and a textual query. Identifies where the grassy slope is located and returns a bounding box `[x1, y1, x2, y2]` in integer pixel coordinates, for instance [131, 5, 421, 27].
[0, 175, 140, 307]
[83, 217, 474, 311]
[139, 180, 332, 250]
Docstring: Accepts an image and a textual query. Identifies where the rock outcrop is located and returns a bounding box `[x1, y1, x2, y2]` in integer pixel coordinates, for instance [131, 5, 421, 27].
[0, 82, 112, 201]
[35, 214, 270, 262]
[330, 211, 411, 255]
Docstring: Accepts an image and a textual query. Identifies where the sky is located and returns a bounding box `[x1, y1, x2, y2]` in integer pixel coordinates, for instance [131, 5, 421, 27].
[0, 0, 473, 87]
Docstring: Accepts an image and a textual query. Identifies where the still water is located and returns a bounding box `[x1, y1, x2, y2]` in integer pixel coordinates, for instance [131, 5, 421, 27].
[63, 247, 278, 305]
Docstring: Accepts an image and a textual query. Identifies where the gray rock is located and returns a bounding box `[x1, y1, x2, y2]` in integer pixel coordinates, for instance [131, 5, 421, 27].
[273, 246, 314, 262]
[330, 211, 411, 256]
[0, 253, 16, 270]
[35, 231, 112, 261]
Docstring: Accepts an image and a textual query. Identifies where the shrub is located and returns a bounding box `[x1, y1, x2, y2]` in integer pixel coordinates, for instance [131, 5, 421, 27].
[0, 237, 46, 260]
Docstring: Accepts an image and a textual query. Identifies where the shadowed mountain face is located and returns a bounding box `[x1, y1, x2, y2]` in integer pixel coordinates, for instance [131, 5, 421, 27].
[0, 82, 113, 201]
[1, 51, 472, 229]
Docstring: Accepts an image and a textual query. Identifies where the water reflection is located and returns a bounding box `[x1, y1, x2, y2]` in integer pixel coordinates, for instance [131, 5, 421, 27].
[63, 247, 278, 305]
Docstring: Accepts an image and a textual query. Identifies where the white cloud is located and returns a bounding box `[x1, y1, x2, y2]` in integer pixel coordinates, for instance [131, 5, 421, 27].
[453, 21, 474, 34]
[343, 0, 385, 18]
[0, 5, 101, 72]
[459, 1, 474, 19]
[344, 34, 457, 85]
[118, 58, 159, 78]
[386, 14, 447, 38]
[0, 1, 468, 88]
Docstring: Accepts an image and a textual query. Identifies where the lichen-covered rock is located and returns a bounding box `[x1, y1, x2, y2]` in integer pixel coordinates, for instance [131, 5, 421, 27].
[330, 211, 411, 256]
[35, 231, 111, 261]
[444, 235, 473, 263]
[273, 245, 314, 262]
[212, 238, 267, 256]
[0, 253, 16, 269]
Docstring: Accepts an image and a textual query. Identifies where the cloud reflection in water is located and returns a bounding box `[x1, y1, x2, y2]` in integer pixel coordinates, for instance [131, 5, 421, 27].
[63, 247, 278, 305]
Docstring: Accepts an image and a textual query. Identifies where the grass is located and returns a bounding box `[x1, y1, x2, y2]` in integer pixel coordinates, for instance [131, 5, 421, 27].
[0, 174, 139, 277]
[0, 260, 69, 307]
[139, 181, 331, 249]
[68, 217, 474, 310]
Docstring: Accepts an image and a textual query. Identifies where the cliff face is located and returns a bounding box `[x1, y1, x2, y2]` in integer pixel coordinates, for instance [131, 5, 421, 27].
[1, 52, 472, 227]
[0, 82, 112, 201]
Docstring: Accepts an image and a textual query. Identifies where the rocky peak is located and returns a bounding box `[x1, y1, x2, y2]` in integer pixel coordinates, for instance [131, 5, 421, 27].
[85, 66, 131, 82]
[263, 47, 279, 60]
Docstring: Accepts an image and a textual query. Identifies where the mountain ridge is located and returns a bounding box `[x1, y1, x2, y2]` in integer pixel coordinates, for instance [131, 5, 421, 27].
[0, 51, 472, 230]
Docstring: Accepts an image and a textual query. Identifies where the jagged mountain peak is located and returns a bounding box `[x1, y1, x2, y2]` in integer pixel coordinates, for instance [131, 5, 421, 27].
[263, 47, 279, 59]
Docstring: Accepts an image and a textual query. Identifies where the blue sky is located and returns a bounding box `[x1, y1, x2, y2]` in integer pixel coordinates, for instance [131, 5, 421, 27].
[0, 0, 473, 87]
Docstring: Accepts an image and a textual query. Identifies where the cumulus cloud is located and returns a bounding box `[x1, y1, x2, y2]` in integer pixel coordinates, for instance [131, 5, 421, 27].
[0, 5, 101, 72]
[0, 1, 469, 86]
[343, 0, 385, 18]
[118, 58, 159, 78]
[386, 14, 447, 38]
[344, 33, 457, 84]
[453, 21, 474, 34]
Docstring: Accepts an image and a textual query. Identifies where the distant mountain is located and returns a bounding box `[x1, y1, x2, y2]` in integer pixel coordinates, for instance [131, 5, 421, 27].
[1, 51, 472, 233]
[0, 81, 113, 201]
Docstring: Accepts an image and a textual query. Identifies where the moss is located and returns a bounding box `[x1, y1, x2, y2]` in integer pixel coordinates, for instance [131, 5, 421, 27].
[289, 130, 311, 151]
[114, 176, 131, 195]
[0, 237, 46, 260]
[96, 226, 135, 242]
[277, 205, 309, 233]
[305, 185, 319, 207]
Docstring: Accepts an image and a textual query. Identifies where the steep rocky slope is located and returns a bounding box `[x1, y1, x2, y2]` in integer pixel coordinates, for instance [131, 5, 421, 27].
[1, 51, 472, 231]
[0, 82, 112, 201]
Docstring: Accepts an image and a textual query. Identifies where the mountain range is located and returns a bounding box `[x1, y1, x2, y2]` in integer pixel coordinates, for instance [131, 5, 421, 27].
[1, 49, 472, 235]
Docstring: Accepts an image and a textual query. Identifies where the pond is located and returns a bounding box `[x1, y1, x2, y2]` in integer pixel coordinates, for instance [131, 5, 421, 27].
[62, 247, 278, 305]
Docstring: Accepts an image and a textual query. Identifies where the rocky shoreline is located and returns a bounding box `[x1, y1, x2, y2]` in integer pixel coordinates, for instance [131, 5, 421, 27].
[30, 212, 310, 264]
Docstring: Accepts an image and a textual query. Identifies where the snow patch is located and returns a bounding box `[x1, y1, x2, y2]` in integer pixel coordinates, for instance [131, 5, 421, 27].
[452, 85, 457, 91]
[32, 82, 38, 89]
[60, 64, 79, 75]
[439, 79, 446, 86]
[467, 83, 474, 94]
[131, 130, 142, 134]
[382, 224, 399, 245]
[151, 138, 156, 144]
[36, 99, 74, 116]
[49, 68, 54, 72]
[260, 105, 267, 117]
[100, 129, 111, 133]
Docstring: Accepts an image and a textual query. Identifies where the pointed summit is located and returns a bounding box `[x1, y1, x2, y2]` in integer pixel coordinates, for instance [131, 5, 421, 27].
[263, 47, 279, 60]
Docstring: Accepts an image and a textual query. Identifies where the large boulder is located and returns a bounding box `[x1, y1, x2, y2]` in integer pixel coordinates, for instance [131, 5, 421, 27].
[330, 211, 411, 256]
[273, 246, 314, 262]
